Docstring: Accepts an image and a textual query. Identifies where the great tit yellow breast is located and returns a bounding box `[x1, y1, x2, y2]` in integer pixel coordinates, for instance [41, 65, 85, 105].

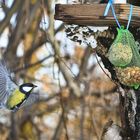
[6, 89, 26, 109]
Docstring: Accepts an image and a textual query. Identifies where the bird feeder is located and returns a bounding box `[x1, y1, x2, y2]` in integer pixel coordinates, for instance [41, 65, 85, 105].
[54, 2, 140, 140]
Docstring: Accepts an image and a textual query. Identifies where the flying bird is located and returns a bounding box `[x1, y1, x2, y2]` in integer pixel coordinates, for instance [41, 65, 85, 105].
[0, 60, 38, 112]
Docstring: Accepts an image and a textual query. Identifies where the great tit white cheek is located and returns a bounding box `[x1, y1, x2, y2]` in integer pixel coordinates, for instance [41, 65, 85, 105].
[22, 86, 33, 92]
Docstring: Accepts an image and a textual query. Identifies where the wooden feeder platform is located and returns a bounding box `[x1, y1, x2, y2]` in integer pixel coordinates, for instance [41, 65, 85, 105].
[55, 4, 140, 26]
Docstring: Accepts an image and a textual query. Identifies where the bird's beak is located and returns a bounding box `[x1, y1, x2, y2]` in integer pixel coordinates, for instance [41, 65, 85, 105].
[33, 85, 37, 88]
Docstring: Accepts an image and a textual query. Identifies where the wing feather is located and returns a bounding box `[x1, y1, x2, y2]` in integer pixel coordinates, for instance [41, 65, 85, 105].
[0, 63, 8, 102]
[0, 61, 17, 103]
[20, 93, 39, 108]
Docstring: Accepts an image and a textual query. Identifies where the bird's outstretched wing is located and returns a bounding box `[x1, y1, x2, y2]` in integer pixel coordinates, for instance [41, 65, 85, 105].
[0, 61, 17, 104]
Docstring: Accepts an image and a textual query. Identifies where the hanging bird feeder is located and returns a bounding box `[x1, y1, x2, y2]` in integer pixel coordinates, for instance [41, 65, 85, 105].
[55, 1, 140, 89]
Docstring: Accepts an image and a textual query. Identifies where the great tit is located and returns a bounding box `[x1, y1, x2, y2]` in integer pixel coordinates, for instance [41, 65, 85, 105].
[0, 60, 38, 112]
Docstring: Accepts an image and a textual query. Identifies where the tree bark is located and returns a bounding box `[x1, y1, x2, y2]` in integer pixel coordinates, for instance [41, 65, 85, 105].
[96, 26, 140, 140]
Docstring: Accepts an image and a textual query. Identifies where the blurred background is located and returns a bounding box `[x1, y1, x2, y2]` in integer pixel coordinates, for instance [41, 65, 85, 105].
[0, 0, 120, 140]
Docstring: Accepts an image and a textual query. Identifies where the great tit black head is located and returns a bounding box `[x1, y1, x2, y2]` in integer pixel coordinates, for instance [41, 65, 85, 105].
[19, 83, 37, 94]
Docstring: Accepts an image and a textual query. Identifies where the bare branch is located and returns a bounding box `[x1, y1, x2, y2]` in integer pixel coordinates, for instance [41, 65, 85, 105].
[0, 0, 21, 35]
[13, 55, 53, 73]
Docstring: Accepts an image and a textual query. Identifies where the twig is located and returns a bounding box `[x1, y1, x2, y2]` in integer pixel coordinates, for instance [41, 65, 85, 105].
[58, 70, 69, 140]
[80, 96, 85, 140]
[9, 113, 18, 140]
[0, 0, 21, 35]
[52, 113, 64, 140]
[94, 52, 119, 88]
[13, 55, 53, 73]
[86, 77, 100, 140]
[88, 101, 100, 140]
[77, 46, 91, 80]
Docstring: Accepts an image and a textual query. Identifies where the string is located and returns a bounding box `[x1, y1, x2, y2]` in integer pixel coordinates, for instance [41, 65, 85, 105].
[104, 0, 113, 16]
[104, 0, 133, 29]
[110, 3, 121, 28]
[127, 4, 133, 29]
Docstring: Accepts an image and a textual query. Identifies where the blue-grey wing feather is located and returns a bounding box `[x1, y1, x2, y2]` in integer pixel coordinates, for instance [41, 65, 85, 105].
[20, 93, 39, 108]
[0, 61, 17, 104]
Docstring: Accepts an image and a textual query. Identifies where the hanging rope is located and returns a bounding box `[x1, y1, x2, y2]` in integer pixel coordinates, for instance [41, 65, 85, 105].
[104, 0, 133, 29]
[127, 4, 133, 29]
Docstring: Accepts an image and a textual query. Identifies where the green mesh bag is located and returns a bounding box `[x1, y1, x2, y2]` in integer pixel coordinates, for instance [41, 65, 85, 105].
[108, 28, 133, 67]
[127, 37, 140, 68]
[104, 2, 140, 88]
[108, 27, 140, 67]
[108, 27, 140, 89]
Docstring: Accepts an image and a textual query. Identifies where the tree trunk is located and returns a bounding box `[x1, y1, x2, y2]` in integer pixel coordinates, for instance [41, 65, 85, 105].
[96, 26, 140, 140]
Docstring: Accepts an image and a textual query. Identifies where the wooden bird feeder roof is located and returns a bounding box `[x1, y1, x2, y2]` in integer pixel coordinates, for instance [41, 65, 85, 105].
[55, 4, 140, 26]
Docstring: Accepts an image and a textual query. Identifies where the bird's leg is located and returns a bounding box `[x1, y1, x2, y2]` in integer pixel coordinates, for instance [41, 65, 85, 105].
[12, 106, 19, 112]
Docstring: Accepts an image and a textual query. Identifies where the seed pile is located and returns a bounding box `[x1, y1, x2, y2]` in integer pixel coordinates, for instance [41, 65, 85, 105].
[108, 43, 133, 67]
[115, 66, 140, 88]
